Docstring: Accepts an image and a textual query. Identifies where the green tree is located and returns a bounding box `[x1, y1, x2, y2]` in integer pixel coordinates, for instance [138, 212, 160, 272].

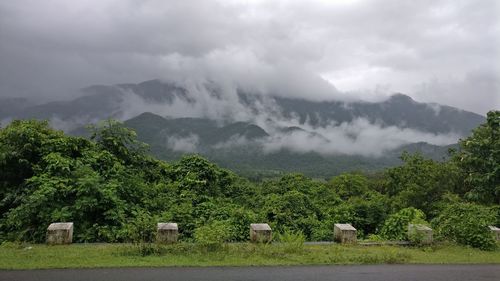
[88, 119, 148, 165]
[432, 202, 497, 250]
[262, 190, 319, 239]
[328, 173, 369, 200]
[0, 120, 168, 242]
[383, 153, 461, 216]
[454, 110, 499, 204]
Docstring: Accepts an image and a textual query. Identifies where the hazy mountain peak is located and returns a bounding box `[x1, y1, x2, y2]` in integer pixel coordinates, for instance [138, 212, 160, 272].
[387, 93, 415, 103]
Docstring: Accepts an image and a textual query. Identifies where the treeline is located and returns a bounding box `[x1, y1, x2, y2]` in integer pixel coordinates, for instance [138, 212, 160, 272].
[0, 111, 498, 249]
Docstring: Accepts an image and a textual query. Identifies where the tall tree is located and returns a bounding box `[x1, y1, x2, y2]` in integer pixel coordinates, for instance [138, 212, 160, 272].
[455, 110, 499, 204]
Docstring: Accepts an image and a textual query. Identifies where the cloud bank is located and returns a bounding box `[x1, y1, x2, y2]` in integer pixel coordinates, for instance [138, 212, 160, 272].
[0, 0, 498, 114]
[260, 119, 459, 157]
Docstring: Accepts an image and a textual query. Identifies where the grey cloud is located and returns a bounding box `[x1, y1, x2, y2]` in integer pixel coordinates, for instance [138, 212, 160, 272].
[209, 117, 459, 157]
[260, 118, 460, 157]
[414, 70, 500, 114]
[0, 0, 498, 114]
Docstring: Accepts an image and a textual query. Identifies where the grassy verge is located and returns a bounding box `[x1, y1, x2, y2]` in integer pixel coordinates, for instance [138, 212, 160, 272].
[0, 242, 499, 269]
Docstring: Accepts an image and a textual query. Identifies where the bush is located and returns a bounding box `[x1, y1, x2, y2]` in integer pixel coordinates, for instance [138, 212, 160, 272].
[432, 202, 497, 250]
[227, 208, 258, 242]
[379, 207, 427, 241]
[123, 210, 157, 256]
[310, 220, 334, 241]
[194, 220, 230, 251]
[277, 230, 305, 253]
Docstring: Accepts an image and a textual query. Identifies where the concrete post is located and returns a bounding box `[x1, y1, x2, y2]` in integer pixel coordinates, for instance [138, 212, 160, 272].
[156, 223, 179, 243]
[333, 223, 357, 244]
[408, 224, 433, 244]
[250, 223, 272, 243]
[489, 226, 500, 241]
[46, 222, 73, 245]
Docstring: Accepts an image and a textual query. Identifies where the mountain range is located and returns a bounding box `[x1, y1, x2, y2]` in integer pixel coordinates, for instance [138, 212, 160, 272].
[0, 79, 485, 179]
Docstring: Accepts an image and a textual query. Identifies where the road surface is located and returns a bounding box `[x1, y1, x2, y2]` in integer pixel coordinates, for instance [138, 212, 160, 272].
[1, 265, 499, 281]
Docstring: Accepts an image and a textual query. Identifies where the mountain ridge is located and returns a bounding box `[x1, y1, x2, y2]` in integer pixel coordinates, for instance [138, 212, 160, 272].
[0, 79, 485, 178]
[1, 79, 485, 136]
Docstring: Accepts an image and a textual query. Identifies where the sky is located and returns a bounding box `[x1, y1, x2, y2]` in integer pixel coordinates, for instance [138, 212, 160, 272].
[0, 0, 499, 115]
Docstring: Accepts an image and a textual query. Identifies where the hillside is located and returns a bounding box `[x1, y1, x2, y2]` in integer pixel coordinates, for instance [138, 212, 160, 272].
[122, 112, 458, 179]
[1, 79, 484, 178]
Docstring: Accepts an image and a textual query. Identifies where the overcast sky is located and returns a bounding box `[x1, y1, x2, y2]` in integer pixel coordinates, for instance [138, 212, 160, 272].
[0, 0, 499, 114]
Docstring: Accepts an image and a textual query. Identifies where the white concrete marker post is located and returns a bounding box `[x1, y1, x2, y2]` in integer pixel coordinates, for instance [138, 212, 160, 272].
[408, 224, 433, 245]
[250, 223, 272, 243]
[334, 223, 357, 244]
[46, 222, 73, 245]
[156, 223, 179, 243]
[489, 226, 500, 241]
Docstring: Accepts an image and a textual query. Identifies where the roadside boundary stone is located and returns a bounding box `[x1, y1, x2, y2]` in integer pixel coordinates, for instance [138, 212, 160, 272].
[250, 223, 272, 243]
[157, 223, 178, 243]
[334, 223, 357, 244]
[408, 224, 433, 244]
[46, 222, 73, 245]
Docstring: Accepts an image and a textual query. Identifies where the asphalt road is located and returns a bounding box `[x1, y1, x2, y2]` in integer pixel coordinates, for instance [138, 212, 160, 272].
[1, 265, 499, 281]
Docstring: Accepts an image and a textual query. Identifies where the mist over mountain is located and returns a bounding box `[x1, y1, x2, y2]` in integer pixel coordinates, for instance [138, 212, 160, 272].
[122, 111, 460, 178]
[0, 0, 496, 176]
[0, 78, 485, 177]
[1, 79, 484, 131]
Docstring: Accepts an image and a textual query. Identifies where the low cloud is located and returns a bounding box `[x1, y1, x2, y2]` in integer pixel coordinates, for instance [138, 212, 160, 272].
[1, 78, 464, 157]
[90, 81, 462, 157]
[1, 0, 497, 114]
[213, 135, 252, 150]
[166, 134, 200, 153]
[414, 70, 500, 114]
[203, 115, 460, 157]
[260, 118, 459, 157]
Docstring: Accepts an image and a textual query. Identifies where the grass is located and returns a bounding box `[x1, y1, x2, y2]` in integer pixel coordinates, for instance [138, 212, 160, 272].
[0, 242, 499, 269]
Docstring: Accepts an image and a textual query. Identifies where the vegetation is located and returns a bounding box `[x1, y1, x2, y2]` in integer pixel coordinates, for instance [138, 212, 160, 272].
[454, 111, 499, 204]
[0, 242, 499, 269]
[0, 111, 499, 252]
[433, 202, 497, 250]
[379, 207, 427, 241]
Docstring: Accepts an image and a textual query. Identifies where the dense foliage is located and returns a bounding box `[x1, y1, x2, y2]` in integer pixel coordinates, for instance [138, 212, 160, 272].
[379, 207, 428, 241]
[0, 111, 498, 250]
[432, 202, 497, 250]
[454, 111, 499, 204]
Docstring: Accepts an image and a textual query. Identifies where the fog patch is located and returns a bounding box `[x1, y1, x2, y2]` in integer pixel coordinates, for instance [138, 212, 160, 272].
[49, 116, 99, 132]
[166, 134, 199, 153]
[212, 135, 252, 149]
[0, 117, 13, 128]
[427, 103, 442, 116]
[116, 88, 201, 120]
[261, 118, 460, 157]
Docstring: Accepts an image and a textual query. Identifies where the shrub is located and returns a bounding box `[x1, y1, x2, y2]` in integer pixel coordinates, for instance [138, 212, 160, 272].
[432, 202, 497, 250]
[227, 208, 258, 242]
[277, 229, 305, 253]
[194, 220, 230, 251]
[123, 210, 157, 256]
[379, 207, 427, 241]
[366, 234, 384, 242]
[310, 220, 334, 241]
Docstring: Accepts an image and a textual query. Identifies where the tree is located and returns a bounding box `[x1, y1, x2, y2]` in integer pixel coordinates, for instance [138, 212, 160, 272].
[262, 190, 319, 239]
[88, 119, 148, 165]
[379, 207, 427, 241]
[382, 152, 461, 216]
[328, 173, 369, 200]
[455, 110, 499, 204]
[432, 202, 497, 250]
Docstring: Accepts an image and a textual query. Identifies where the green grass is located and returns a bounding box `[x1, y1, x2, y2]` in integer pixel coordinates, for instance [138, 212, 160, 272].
[0, 242, 499, 269]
